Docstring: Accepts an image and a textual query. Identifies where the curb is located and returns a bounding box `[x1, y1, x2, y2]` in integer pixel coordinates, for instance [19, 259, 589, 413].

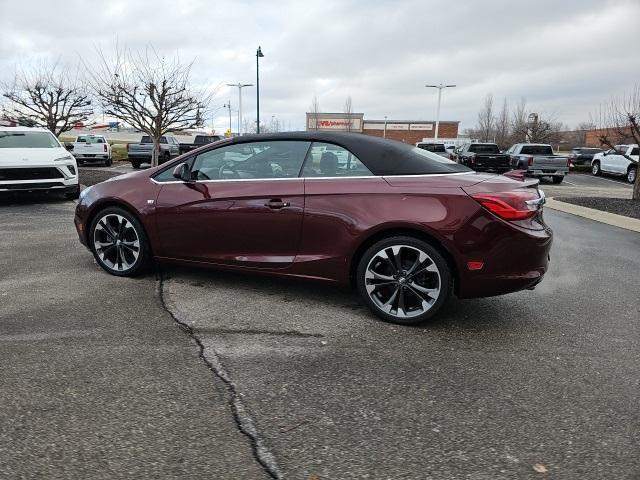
[545, 198, 640, 233]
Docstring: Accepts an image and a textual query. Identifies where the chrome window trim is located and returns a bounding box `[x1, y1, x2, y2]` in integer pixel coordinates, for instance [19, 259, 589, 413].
[149, 171, 475, 185]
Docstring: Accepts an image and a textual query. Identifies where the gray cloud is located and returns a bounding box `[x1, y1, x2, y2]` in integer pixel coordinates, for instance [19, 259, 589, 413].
[1, 0, 638, 133]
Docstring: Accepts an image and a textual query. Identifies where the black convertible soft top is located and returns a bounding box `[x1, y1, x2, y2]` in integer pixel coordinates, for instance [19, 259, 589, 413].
[228, 132, 471, 176]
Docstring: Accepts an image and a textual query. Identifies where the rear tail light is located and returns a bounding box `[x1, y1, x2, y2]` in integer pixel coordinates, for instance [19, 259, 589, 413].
[126, 143, 130, 152]
[527, 156, 534, 166]
[104, 144, 108, 152]
[471, 190, 542, 221]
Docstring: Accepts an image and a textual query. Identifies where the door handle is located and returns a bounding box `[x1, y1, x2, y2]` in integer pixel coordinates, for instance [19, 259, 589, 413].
[264, 199, 290, 209]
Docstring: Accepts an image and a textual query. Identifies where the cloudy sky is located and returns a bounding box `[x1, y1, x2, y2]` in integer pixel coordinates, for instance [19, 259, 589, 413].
[1, 0, 638, 134]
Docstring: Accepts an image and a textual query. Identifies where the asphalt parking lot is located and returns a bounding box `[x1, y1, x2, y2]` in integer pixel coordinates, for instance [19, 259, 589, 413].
[1, 179, 639, 479]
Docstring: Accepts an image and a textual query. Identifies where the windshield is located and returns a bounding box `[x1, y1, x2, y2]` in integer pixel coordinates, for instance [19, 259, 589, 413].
[0, 131, 59, 148]
[469, 144, 500, 154]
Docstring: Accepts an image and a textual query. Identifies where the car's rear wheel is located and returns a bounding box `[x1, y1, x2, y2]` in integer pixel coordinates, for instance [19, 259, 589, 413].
[105, 157, 112, 167]
[592, 161, 601, 176]
[627, 166, 637, 184]
[89, 207, 150, 276]
[131, 160, 141, 169]
[552, 176, 564, 184]
[356, 236, 452, 325]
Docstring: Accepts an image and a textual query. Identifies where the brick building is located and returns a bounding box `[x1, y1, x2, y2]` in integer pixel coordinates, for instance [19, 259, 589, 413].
[306, 112, 459, 145]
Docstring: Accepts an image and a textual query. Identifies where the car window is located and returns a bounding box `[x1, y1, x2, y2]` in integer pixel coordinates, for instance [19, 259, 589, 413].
[77, 136, 105, 144]
[141, 136, 168, 144]
[468, 144, 500, 154]
[631, 147, 639, 156]
[0, 131, 59, 148]
[301, 142, 372, 178]
[418, 143, 446, 153]
[521, 145, 553, 155]
[190, 141, 310, 181]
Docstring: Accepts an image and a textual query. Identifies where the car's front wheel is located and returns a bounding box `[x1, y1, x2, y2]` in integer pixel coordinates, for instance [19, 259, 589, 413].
[592, 161, 601, 176]
[627, 166, 637, 184]
[89, 207, 150, 276]
[356, 236, 452, 325]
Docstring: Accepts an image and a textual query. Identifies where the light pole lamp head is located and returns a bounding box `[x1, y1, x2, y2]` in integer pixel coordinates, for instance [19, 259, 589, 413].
[257, 46, 264, 58]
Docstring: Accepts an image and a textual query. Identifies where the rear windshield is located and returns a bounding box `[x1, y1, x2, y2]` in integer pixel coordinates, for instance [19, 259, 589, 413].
[141, 136, 167, 144]
[0, 131, 59, 148]
[417, 143, 446, 153]
[521, 145, 553, 155]
[77, 135, 106, 144]
[469, 144, 500, 154]
[195, 136, 219, 143]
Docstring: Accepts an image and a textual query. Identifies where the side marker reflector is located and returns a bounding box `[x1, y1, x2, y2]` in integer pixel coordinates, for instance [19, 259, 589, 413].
[467, 261, 484, 271]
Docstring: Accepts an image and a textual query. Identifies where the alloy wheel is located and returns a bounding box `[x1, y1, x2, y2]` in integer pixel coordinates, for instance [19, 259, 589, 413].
[592, 163, 600, 175]
[364, 245, 441, 319]
[628, 168, 636, 184]
[93, 213, 141, 272]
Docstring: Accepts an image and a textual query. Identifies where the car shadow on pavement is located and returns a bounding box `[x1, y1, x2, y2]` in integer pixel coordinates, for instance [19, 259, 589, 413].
[159, 265, 535, 334]
[0, 192, 72, 206]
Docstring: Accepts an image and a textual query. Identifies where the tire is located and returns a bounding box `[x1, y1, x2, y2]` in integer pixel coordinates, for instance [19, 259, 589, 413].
[105, 157, 112, 167]
[64, 185, 80, 200]
[356, 236, 452, 325]
[592, 161, 601, 176]
[89, 207, 151, 277]
[552, 176, 564, 184]
[627, 166, 637, 184]
[131, 160, 141, 169]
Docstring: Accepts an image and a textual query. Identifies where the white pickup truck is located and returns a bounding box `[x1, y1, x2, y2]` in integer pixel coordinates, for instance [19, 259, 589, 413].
[591, 144, 638, 184]
[68, 134, 112, 166]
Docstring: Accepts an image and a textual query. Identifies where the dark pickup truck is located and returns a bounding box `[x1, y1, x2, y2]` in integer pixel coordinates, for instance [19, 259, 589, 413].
[178, 135, 222, 155]
[456, 143, 510, 173]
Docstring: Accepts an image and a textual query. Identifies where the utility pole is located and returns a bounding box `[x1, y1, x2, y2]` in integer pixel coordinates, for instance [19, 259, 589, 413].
[383, 115, 387, 138]
[227, 83, 253, 136]
[256, 46, 264, 134]
[425, 83, 456, 139]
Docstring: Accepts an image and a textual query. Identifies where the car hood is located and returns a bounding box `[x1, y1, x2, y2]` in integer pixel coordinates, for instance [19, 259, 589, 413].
[0, 147, 72, 167]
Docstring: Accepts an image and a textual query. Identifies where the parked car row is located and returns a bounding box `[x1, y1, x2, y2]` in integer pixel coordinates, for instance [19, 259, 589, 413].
[417, 141, 570, 183]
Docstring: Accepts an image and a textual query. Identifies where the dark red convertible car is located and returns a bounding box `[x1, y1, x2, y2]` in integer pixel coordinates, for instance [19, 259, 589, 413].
[75, 132, 552, 325]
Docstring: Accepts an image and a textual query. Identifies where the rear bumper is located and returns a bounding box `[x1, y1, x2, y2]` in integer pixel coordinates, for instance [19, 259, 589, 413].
[455, 211, 553, 299]
[527, 168, 568, 177]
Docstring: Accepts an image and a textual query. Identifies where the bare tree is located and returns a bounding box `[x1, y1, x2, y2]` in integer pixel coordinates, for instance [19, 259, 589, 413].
[510, 98, 529, 142]
[2, 62, 92, 136]
[594, 85, 640, 199]
[309, 95, 321, 130]
[495, 98, 510, 150]
[344, 95, 353, 132]
[86, 47, 210, 166]
[574, 121, 596, 146]
[477, 93, 495, 142]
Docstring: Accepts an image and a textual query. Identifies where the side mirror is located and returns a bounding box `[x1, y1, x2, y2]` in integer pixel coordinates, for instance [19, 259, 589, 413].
[65, 143, 74, 151]
[172, 163, 192, 182]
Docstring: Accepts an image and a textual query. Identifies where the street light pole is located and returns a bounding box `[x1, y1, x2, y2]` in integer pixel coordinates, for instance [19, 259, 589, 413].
[383, 115, 387, 138]
[227, 83, 253, 136]
[223, 100, 232, 135]
[425, 83, 456, 139]
[256, 46, 264, 134]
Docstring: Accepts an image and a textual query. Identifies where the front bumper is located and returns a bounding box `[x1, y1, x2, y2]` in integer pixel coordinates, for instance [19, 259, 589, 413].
[0, 164, 78, 192]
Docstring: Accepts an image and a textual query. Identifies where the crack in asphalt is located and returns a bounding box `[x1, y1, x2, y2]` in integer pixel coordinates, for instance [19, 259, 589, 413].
[156, 269, 283, 480]
[192, 327, 324, 338]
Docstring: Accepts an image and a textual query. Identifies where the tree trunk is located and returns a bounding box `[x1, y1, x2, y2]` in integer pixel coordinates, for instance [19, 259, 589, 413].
[152, 138, 160, 167]
[634, 166, 640, 200]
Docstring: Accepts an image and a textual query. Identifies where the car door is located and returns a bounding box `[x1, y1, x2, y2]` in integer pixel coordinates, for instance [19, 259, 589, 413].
[154, 140, 310, 268]
[296, 142, 387, 277]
